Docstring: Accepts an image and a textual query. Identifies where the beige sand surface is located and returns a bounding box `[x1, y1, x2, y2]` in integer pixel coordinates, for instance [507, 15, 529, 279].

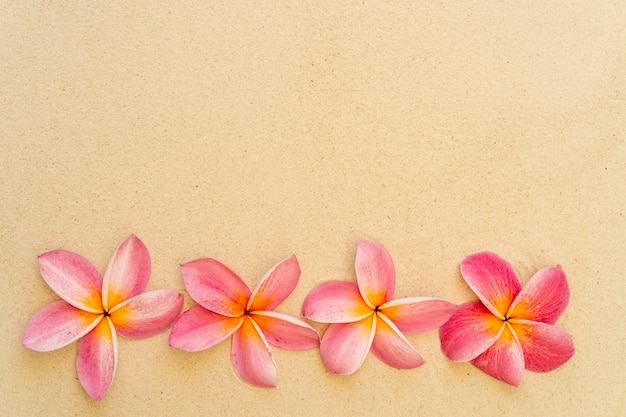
[1, 2, 624, 416]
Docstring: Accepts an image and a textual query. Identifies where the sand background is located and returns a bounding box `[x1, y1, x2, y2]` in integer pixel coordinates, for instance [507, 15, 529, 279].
[1, 2, 624, 416]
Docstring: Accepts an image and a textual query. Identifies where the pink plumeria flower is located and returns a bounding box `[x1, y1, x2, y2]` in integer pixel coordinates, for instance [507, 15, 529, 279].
[22, 235, 184, 400]
[302, 241, 457, 375]
[168, 254, 320, 388]
[439, 251, 575, 386]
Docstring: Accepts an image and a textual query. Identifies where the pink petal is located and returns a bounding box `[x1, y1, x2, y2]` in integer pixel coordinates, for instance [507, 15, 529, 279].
[250, 311, 320, 350]
[439, 301, 505, 362]
[102, 235, 151, 311]
[460, 252, 522, 319]
[180, 258, 250, 317]
[168, 305, 243, 352]
[231, 316, 277, 388]
[355, 241, 396, 308]
[510, 320, 575, 372]
[507, 266, 570, 324]
[371, 313, 425, 369]
[319, 315, 376, 375]
[471, 323, 525, 386]
[38, 249, 103, 313]
[247, 254, 300, 311]
[109, 290, 183, 339]
[77, 317, 118, 400]
[380, 297, 457, 333]
[23, 300, 102, 352]
[169, 305, 243, 352]
[301, 281, 372, 323]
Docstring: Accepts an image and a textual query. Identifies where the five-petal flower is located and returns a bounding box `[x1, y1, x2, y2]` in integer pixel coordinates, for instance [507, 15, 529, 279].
[302, 241, 457, 375]
[439, 251, 575, 386]
[168, 254, 320, 388]
[22, 235, 184, 400]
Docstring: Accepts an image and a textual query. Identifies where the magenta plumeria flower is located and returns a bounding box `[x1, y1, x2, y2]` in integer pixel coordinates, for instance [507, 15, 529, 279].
[302, 241, 457, 375]
[439, 251, 575, 386]
[168, 254, 320, 388]
[22, 235, 184, 400]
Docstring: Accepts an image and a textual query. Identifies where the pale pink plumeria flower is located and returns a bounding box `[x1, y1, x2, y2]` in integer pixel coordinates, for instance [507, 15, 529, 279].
[302, 241, 457, 375]
[22, 235, 184, 400]
[168, 254, 320, 388]
[439, 251, 575, 386]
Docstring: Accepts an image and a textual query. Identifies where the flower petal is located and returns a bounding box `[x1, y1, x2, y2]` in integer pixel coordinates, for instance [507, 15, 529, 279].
[38, 249, 103, 313]
[471, 323, 525, 386]
[355, 241, 396, 308]
[231, 316, 277, 388]
[439, 301, 505, 362]
[102, 235, 151, 311]
[301, 281, 372, 323]
[76, 316, 118, 400]
[510, 320, 575, 372]
[250, 311, 320, 350]
[169, 305, 243, 352]
[371, 313, 425, 369]
[247, 254, 300, 311]
[507, 266, 570, 324]
[109, 290, 183, 339]
[180, 258, 250, 317]
[22, 300, 102, 352]
[380, 297, 457, 334]
[460, 252, 522, 319]
[319, 315, 376, 375]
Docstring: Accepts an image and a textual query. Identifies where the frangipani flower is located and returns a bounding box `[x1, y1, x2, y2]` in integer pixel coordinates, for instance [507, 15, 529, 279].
[439, 251, 575, 386]
[302, 241, 457, 375]
[168, 254, 320, 388]
[22, 235, 184, 400]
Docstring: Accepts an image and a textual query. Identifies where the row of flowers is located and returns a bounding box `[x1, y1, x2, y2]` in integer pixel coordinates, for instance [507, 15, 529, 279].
[23, 235, 574, 400]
